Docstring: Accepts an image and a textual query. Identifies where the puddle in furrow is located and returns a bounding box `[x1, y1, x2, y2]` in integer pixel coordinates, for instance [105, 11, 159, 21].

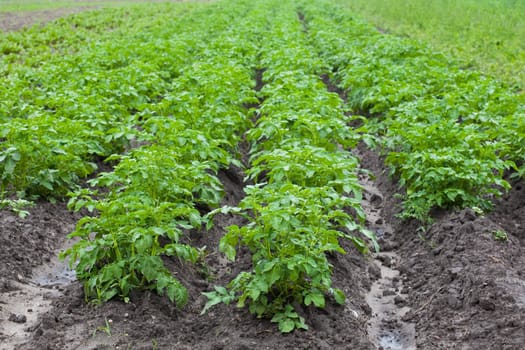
[366, 252, 416, 350]
[0, 241, 76, 350]
[30, 251, 76, 288]
[357, 168, 417, 350]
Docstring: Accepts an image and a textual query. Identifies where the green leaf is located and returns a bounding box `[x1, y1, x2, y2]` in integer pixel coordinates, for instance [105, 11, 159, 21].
[305, 292, 325, 308]
[219, 229, 239, 261]
[201, 286, 235, 315]
[279, 318, 295, 333]
[333, 288, 346, 305]
[166, 279, 188, 307]
[139, 256, 162, 282]
[220, 241, 237, 261]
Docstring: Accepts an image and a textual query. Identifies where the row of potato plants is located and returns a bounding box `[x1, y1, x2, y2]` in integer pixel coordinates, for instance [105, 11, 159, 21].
[0, 2, 206, 201]
[300, 0, 525, 222]
[203, 0, 377, 333]
[61, 3, 258, 305]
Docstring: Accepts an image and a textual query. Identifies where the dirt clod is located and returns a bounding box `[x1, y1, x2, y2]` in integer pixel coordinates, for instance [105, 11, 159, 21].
[394, 295, 407, 307]
[8, 313, 27, 324]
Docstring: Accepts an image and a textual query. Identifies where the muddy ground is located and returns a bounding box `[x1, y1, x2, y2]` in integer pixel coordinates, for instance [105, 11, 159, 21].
[362, 146, 525, 350]
[1, 6, 525, 350]
[0, 166, 376, 350]
[1, 143, 524, 349]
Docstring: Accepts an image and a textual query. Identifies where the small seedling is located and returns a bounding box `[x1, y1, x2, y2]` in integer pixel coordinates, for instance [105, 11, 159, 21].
[92, 317, 112, 337]
[472, 206, 485, 216]
[492, 230, 508, 242]
[0, 198, 34, 218]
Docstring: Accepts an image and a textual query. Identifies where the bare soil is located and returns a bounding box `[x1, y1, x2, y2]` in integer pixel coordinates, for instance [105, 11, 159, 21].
[358, 145, 525, 350]
[1, 143, 524, 349]
[0, 8, 95, 32]
[0, 167, 375, 350]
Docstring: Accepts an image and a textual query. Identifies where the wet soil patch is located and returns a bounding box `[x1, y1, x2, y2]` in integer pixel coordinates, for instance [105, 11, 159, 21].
[0, 202, 81, 349]
[357, 162, 416, 350]
[7, 151, 375, 349]
[365, 252, 415, 350]
[0, 202, 80, 285]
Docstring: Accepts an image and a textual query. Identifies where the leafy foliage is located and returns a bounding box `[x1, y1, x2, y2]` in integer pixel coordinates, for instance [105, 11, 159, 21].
[301, 0, 524, 221]
[59, 1, 257, 305]
[202, 0, 376, 332]
[6, 0, 523, 335]
[336, 0, 525, 89]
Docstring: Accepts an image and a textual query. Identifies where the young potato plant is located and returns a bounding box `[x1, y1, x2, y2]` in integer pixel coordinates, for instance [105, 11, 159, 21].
[385, 123, 511, 222]
[63, 146, 219, 303]
[0, 117, 104, 199]
[142, 116, 233, 167]
[246, 142, 362, 196]
[495, 111, 525, 178]
[248, 75, 362, 154]
[209, 184, 367, 332]
[64, 195, 200, 305]
[156, 60, 257, 148]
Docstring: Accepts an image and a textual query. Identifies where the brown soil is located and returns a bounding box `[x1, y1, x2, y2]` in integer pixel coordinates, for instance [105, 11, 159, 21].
[0, 167, 375, 350]
[0, 8, 95, 32]
[358, 145, 525, 350]
[1, 143, 524, 349]
[0, 202, 81, 349]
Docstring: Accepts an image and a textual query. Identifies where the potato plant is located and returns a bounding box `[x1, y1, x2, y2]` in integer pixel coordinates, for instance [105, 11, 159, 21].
[0, 1, 233, 201]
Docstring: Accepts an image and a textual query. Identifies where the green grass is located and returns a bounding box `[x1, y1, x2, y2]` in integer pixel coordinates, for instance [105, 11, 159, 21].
[338, 0, 525, 89]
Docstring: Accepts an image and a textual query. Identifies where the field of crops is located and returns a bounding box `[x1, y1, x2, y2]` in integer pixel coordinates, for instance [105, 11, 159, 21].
[1, 0, 524, 349]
